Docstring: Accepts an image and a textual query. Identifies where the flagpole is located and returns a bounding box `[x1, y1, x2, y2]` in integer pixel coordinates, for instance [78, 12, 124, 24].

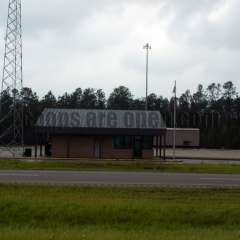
[173, 81, 176, 161]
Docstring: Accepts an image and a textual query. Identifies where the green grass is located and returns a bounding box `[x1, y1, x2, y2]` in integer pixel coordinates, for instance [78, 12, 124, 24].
[0, 159, 240, 174]
[0, 185, 239, 239]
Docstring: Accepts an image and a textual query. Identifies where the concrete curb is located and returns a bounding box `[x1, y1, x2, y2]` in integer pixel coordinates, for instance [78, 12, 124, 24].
[166, 156, 240, 161]
[1, 156, 240, 163]
[0, 157, 182, 165]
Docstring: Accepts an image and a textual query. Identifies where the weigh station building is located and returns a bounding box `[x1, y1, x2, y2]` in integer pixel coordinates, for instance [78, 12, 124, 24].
[36, 109, 167, 160]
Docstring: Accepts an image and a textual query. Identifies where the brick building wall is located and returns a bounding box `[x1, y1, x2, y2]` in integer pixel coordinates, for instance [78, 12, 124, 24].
[101, 137, 133, 159]
[69, 136, 94, 158]
[51, 137, 68, 158]
[51, 135, 154, 159]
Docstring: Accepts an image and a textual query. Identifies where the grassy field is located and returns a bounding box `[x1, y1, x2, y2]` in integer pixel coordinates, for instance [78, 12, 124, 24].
[0, 185, 239, 239]
[0, 159, 240, 174]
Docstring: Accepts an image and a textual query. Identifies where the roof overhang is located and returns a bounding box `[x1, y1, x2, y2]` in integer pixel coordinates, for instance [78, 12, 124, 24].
[36, 126, 166, 136]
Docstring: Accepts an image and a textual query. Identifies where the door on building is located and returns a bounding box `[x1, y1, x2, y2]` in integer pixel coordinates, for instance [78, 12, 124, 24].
[133, 136, 142, 159]
[94, 138, 102, 159]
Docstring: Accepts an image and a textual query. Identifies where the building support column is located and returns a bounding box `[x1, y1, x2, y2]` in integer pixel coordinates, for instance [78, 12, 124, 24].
[66, 137, 70, 158]
[163, 134, 166, 160]
[34, 128, 38, 158]
[40, 134, 43, 157]
[155, 137, 158, 159]
[160, 136, 162, 159]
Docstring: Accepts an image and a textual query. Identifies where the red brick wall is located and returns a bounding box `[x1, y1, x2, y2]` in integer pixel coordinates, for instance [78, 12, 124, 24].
[142, 150, 153, 159]
[102, 137, 133, 159]
[51, 136, 95, 158]
[69, 136, 94, 158]
[52, 136, 68, 158]
[51, 136, 154, 159]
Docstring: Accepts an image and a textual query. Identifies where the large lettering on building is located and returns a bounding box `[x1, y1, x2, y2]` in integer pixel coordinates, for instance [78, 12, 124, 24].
[37, 109, 166, 129]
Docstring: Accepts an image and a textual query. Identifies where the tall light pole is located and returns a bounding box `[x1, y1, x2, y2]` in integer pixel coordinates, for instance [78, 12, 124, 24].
[143, 43, 151, 111]
[173, 81, 177, 161]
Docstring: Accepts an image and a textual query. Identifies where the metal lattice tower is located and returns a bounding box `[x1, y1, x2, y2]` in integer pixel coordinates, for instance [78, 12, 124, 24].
[0, 0, 23, 156]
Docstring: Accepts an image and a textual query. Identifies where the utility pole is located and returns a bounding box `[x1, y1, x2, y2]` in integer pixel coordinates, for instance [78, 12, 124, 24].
[0, 0, 24, 156]
[143, 43, 151, 111]
[173, 81, 177, 160]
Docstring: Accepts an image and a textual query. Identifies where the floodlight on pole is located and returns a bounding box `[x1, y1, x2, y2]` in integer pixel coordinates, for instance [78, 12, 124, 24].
[143, 43, 151, 111]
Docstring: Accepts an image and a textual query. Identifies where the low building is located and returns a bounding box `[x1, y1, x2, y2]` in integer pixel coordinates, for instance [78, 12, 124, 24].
[36, 109, 167, 159]
[166, 128, 200, 147]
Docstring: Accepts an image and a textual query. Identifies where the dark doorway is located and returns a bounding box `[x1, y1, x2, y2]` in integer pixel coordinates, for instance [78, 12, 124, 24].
[94, 137, 102, 159]
[133, 136, 142, 159]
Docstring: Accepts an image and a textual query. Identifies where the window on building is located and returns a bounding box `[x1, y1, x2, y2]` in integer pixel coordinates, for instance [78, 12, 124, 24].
[142, 136, 153, 149]
[113, 136, 132, 149]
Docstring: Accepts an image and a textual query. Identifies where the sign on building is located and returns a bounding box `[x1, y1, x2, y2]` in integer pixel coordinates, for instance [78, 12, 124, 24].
[37, 109, 166, 129]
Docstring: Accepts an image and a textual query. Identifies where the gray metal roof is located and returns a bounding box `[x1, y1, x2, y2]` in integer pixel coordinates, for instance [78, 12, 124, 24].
[37, 108, 166, 129]
[167, 128, 200, 131]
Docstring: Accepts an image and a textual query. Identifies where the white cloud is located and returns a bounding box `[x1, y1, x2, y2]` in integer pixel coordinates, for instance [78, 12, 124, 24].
[0, 0, 239, 98]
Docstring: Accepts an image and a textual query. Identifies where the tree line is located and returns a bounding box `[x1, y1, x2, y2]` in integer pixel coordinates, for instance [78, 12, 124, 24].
[1, 81, 240, 148]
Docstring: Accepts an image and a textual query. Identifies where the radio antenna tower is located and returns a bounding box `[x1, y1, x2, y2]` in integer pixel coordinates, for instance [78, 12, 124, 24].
[0, 0, 24, 156]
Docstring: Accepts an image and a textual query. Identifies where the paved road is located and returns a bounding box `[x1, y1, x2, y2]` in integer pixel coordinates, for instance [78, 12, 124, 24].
[0, 170, 240, 187]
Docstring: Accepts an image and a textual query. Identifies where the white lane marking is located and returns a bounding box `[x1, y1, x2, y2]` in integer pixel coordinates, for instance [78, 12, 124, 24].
[0, 173, 39, 177]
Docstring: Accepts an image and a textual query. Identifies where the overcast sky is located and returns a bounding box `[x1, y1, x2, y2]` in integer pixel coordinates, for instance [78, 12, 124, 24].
[0, 0, 240, 98]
